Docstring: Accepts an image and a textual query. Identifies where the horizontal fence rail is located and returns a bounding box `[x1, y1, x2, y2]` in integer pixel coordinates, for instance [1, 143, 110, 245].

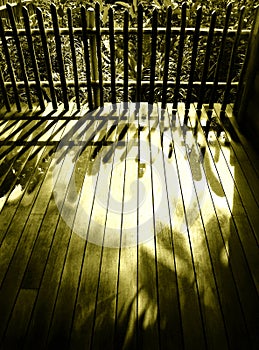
[0, 27, 252, 37]
[0, 2, 255, 114]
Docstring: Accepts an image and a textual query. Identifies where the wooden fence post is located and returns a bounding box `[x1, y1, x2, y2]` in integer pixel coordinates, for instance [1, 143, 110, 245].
[221, 6, 245, 114]
[88, 7, 100, 108]
[235, 6, 259, 147]
[36, 7, 58, 110]
[0, 68, 10, 111]
[81, 6, 93, 110]
[7, 2, 32, 110]
[67, 7, 80, 110]
[51, 3, 69, 110]
[234, 6, 259, 123]
[123, 10, 129, 105]
[22, 5, 45, 111]
[136, 3, 143, 103]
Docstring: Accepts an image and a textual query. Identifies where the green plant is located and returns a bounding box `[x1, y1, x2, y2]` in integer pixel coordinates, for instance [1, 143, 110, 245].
[0, 0, 256, 109]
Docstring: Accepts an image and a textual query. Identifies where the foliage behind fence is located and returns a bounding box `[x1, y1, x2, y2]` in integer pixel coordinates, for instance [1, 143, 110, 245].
[0, 2, 255, 113]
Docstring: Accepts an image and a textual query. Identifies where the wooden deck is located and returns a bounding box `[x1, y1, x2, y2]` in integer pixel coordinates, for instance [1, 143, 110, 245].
[0, 102, 258, 350]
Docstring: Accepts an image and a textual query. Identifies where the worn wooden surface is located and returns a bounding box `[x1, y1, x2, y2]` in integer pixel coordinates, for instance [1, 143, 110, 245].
[0, 102, 258, 349]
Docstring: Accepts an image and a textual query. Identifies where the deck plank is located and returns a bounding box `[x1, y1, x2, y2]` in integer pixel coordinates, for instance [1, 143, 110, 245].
[81, 105, 118, 349]
[112, 105, 138, 350]
[0, 102, 258, 349]
[0, 212, 43, 341]
[46, 115, 98, 349]
[91, 104, 126, 350]
[209, 107, 259, 241]
[160, 104, 207, 349]
[68, 105, 116, 350]
[24, 106, 103, 349]
[0, 113, 73, 344]
[0, 107, 69, 245]
[0, 118, 42, 212]
[20, 120, 78, 290]
[226, 104, 259, 176]
[173, 104, 229, 349]
[170, 104, 231, 349]
[193, 105, 259, 287]
[152, 104, 184, 349]
[136, 103, 160, 350]
[188, 104, 258, 347]
[214, 104, 259, 205]
[0, 107, 75, 291]
[1, 289, 37, 350]
[20, 112, 82, 349]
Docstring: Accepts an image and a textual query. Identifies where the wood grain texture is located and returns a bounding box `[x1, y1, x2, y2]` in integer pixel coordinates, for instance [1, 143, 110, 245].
[0, 102, 258, 350]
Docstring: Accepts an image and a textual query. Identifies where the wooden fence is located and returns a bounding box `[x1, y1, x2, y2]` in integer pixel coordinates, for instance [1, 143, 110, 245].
[0, 2, 255, 115]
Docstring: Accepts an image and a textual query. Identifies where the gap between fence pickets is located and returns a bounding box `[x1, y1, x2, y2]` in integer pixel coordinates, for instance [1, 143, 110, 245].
[0, 3, 252, 114]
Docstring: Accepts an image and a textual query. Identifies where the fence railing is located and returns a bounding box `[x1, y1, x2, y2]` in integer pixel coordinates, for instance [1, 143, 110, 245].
[0, 2, 255, 115]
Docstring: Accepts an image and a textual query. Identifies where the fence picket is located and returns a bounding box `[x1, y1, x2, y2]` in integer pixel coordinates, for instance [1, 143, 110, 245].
[197, 11, 217, 111]
[123, 10, 129, 104]
[50, 3, 69, 110]
[88, 8, 99, 108]
[22, 6, 45, 111]
[6, 3, 32, 109]
[136, 4, 143, 102]
[208, 2, 233, 116]
[0, 68, 10, 111]
[36, 7, 57, 110]
[81, 6, 93, 110]
[67, 7, 80, 110]
[184, 6, 202, 124]
[109, 8, 116, 104]
[95, 3, 104, 107]
[0, 15, 21, 111]
[221, 6, 245, 114]
[173, 2, 187, 111]
[148, 9, 158, 105]
[0, 3, 252, 115]
[162, 6, 172, 109]
[234, 6, 259, 118]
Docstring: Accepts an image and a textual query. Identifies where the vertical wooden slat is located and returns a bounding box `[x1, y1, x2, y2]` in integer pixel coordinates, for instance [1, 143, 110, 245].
[233, 33, 251, 117]
[136, 4, 143, 102]
[148, 9, 158, 105]
[6, 3, 32, 110]
[162, 6, 172, 109]
[88, 8, 99, 108]
[22, 6, 45, 111]
[81, 6, 93, 111]
[173, 2, 187, 111]
[136, 105, 140, 348]
[95, 3, 104, 107]
[67, 7, 80, 110]
[36, 7, 57, 110]
[0, 68, 10, 111]
[197, 11, 217, 111]
[109, 7, 116, 104]
[235, 6, 259, 122]
[208, 2, 232, 114]
[0, 16, 20, 111]
[50, 3, 69, 110]
[221, 6, 245, 114]
[123, 10, 129, 104]
[184, 6, 202, 124]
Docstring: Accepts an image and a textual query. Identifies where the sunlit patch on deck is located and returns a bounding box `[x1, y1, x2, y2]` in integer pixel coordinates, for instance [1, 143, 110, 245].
[52, 103, 206, 247]
[0, 102, 258, 349]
